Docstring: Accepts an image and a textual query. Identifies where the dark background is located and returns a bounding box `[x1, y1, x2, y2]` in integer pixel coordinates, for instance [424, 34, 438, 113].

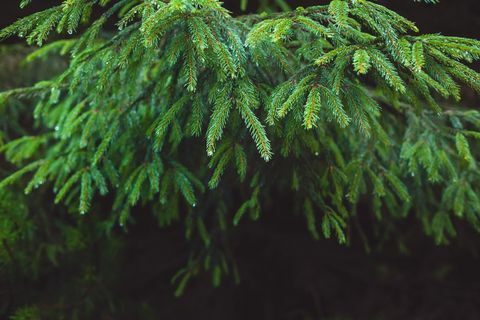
[1, 1, 480, 319]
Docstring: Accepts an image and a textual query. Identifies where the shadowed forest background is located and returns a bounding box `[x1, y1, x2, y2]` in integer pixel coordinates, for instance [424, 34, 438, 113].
[1, 1, 480, 319]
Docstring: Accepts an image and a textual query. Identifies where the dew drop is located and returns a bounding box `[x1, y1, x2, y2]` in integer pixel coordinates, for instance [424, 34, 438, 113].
[314, 152, 319, 156]
[50, 87, 60, 103]
[192, 203, 196, 207]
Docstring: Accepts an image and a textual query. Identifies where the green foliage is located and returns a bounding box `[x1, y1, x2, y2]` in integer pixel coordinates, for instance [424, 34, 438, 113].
[0, 0, 479, 317]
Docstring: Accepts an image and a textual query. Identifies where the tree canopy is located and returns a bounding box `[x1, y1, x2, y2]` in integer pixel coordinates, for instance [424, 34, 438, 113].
[0, 0, 480, 318]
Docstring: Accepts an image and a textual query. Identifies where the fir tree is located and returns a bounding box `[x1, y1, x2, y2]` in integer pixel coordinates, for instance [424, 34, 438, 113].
[0, 0, 480, 318]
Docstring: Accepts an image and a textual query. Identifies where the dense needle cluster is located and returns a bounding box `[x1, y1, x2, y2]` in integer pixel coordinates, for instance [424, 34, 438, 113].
[0, 0, 480, 318]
